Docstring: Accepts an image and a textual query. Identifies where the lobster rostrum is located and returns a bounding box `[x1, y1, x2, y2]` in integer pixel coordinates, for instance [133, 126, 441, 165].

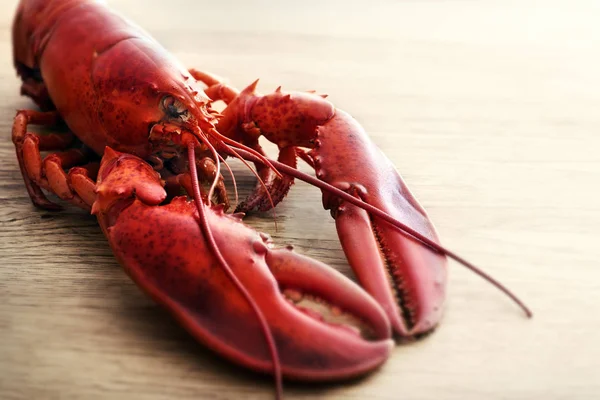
[11, 0, 531, 398]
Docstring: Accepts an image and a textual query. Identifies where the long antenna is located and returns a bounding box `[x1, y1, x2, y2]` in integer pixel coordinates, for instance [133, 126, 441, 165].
[188, 143, 284, 399]
[228, 147, 532, 318]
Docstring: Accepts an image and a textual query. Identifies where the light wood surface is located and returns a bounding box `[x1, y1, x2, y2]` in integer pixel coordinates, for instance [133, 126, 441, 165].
[1, 1, 599, 399]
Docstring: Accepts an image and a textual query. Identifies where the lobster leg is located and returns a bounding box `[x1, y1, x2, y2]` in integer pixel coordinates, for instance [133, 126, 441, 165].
[197, 156, 230, 210]
[189, 69, 238, 103]
[12, 109, 98, 211]
[12, 110, 71, 209]
[68, 163, 100, 208]
[92, 148, 394, 381]
[236, 146, 296, 213]
[164, 161, 229, 209]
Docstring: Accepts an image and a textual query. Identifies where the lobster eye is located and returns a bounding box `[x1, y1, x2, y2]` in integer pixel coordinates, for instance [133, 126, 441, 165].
[162, 96, 189, 120]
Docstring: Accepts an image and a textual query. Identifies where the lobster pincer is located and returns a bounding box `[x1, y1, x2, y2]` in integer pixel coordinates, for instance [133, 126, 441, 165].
[191, 77, 448, 338]
[92, 147, 393, 382]
[193, 75, 531, 338]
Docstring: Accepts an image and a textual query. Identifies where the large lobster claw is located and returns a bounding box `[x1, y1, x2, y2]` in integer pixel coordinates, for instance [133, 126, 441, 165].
[92, 147, 393, 380]
[315, 110, 448, 339]
[197, 80, 448, 339]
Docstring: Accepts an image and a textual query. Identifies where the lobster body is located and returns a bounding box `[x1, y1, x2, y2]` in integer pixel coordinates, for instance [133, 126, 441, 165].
[10, 0, 531, 396]
[13, 0, 450, 341]
[11, 0, 404, 384]
[13, 0, 208, 158]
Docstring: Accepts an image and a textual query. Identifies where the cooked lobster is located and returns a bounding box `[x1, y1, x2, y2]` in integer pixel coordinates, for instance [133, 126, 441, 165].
[10, 0, 531, 398]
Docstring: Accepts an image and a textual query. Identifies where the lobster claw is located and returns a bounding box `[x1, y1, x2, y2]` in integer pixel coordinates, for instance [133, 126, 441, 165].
[330, 178, 447, 339]
[318, 111, 448, 339]
[202, 80, 450, 339]
[93, 147, 393, 380]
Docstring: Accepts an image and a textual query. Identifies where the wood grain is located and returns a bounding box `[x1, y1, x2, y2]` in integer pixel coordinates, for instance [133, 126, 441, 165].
[1, 0, 599, 399]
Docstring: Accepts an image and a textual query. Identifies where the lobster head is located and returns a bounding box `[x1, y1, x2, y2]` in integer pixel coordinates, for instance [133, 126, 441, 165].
[92, 38, 216, 159]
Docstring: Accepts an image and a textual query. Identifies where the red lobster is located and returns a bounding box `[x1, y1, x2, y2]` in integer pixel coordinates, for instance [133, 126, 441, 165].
[11, 0, 531, 397]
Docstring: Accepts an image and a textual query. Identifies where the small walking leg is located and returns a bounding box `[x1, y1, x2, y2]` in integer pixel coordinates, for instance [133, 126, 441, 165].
[12, 109, 97, 210]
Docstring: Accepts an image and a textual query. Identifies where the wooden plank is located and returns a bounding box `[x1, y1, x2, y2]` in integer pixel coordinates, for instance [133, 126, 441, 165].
[1, 0, 599, 399]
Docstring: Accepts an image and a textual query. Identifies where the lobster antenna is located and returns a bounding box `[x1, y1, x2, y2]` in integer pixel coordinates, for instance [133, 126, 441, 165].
[217, 154, 239, 207]
[188, 143, 283, 399]
[209, 128, 283, 179]
[221, 143, 278, 231]
[206, 148, 221, 204]
[210, 128, 282, 227]
[230, 147, 533, 319]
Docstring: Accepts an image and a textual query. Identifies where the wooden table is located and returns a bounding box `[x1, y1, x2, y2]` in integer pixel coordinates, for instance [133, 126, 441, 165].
[1, 1, 598, 399]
